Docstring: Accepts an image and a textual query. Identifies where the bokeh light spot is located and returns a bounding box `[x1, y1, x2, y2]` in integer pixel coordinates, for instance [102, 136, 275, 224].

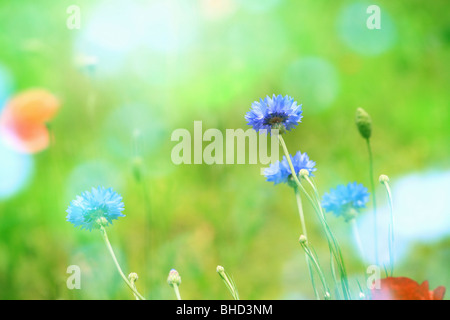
[74, 1, 148, 76]
[79, 1, 149, 54]
[200, 0, 237, 21]
[0, 139, 33, 199]
[103, 104, 168, 160]
[75, 0, 200, 78]
[237, 0, 282, 13]
[358, 170, 450, 266]
[225, 17, 288, 71]
[66, 160, 124, 203]
[337, 2, 397, 55]
[143, 0, 200, 54]
[282, 57, 339, 113]
[0, 64, 13, 111]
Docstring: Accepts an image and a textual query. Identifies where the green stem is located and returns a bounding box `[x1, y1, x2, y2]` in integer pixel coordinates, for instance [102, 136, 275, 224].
[303, 175, 351, 299]
[217, 267, 240, 300]
[294, 188, 320, 300]
[329, 252, 341, 300]
[278, 135, 302, 188]
[279, 134, 321, 298]
[173, 284, 182, 300]
[99, 226, 146, 300]
[383, 181, 395, 277]
[300, 241, 331, 297]
[303, 177, 325, 219]
[130, 279, 139, 300]
[278, 134, 351, 299]
[366, 138, 378, 266]
[294, 188, 309, 238]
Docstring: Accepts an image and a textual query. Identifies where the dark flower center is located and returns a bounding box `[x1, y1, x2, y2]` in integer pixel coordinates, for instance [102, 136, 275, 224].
[264, 112, 288, 126]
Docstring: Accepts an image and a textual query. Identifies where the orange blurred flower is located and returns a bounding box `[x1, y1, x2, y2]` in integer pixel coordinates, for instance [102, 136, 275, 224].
[371, 277, 446, 300]
[0, 89, 60, 153]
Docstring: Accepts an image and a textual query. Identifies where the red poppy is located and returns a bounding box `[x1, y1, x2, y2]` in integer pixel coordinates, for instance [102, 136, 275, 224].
[6, 89, 59, 123]
[0, 89, 59, 153]
[371, 277, 446, 300]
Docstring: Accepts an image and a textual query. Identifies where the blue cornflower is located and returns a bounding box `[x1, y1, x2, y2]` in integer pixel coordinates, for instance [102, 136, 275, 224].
[321, 182, 370, 220]
[245, 94, 303, 133]
[264, 151, 316, 186]
[66, 186, 125, 231]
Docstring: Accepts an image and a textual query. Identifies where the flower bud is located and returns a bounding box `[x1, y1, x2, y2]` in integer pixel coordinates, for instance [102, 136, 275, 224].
[167, 269, 181, 287]
[355, 107, 372, 139]
[379, 174, 389, 184]
[299, 169, 309, 178]
[298, 235, 307, 245]
[95, 217, 109, 228]
[128, 272, 138, 282]
[216, 265, 225, 274]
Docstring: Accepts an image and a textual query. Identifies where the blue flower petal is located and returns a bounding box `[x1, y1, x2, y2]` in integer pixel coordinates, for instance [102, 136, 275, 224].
[66, 186, 125, 231]
[321, 182, 370, 217]
[264, 151, 316, 186]
[245, 94, 303, 133]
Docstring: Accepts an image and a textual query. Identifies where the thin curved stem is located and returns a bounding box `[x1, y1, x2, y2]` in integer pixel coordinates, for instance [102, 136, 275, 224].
[130, 278, 140, 300]
[366, 138, 378, 266]
[300, 241, 331, 297]
[278, 134, 351, 299]
[294, 188, 320, 299]
[217, 267, 240, 300]
[383, 181, 395, 277]
[100, 226, 146, 300]
[302, 175, 351, 299]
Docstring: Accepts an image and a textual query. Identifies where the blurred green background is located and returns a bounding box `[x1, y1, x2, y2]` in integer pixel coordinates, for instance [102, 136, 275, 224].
[0, 0, 448, 299]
